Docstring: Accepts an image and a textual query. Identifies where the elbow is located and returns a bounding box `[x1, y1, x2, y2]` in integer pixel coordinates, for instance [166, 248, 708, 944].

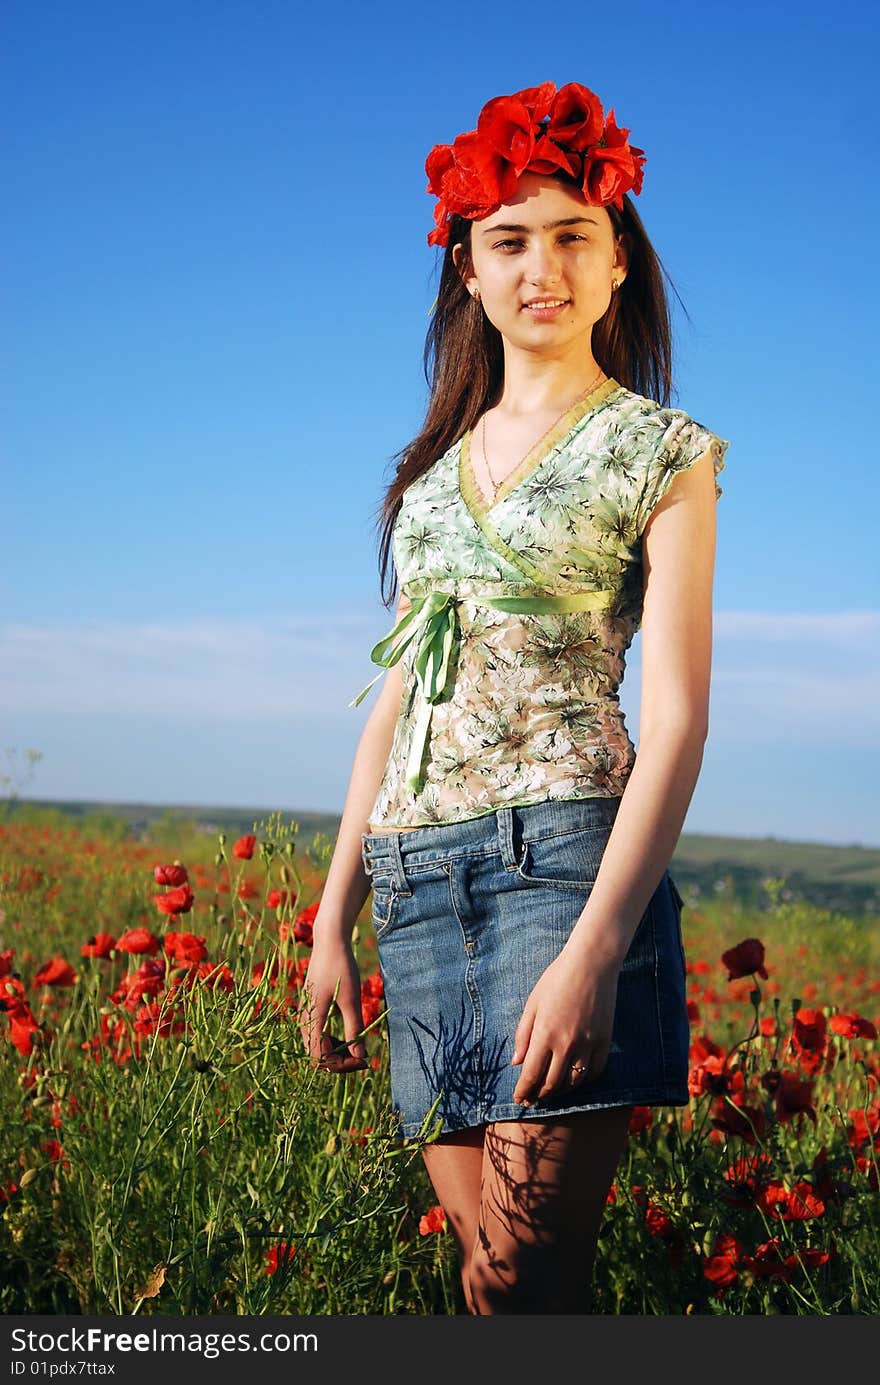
[639, 710, 709, 749]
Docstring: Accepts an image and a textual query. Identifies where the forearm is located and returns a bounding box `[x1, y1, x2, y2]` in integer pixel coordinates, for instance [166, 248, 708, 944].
[567, 722, 706, 968]
[312, 699, 397, 944]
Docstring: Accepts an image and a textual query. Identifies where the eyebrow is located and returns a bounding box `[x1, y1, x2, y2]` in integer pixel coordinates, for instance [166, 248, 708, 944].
[481, 216, 600, 235]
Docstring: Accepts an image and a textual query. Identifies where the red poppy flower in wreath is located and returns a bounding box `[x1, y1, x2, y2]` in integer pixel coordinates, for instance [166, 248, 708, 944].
[424, 81, 646, 247]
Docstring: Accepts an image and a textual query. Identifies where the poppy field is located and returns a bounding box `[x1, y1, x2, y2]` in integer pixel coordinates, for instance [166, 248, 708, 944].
[0, 808, 878, 1315]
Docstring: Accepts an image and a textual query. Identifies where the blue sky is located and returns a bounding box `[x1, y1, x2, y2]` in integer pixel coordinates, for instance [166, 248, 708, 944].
[3, 0, 878, 846]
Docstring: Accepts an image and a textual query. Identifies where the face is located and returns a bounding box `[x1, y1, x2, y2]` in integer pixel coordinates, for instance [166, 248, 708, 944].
[452, 172, 628, 354]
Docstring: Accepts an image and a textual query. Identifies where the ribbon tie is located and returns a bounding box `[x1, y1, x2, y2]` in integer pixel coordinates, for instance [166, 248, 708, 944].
[351, 586, 614, 791]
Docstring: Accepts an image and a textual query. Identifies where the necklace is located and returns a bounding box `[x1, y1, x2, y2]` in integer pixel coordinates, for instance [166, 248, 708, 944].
[479, 366, 606, 502]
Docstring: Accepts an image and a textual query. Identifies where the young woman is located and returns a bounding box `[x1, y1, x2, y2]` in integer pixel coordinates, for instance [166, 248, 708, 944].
[298, 80, 729, 1314]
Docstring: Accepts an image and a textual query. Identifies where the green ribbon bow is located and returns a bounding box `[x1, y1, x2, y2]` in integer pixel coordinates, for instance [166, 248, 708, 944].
[350, 586, 614, 792]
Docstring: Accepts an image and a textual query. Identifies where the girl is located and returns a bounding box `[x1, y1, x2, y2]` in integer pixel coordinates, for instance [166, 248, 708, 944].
[298, 80, 729, 1314]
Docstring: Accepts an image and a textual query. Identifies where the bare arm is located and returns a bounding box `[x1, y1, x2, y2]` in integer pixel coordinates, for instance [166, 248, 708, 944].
[313, 590, 412, 941]
[511, 447, 718, 1104]
[297, 592, 411, 1072]
[566, 444, 718, 966]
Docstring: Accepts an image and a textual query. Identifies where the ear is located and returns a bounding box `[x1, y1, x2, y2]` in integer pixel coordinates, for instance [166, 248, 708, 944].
[452, 242, 478, 297]
[612, 231, 631, 287]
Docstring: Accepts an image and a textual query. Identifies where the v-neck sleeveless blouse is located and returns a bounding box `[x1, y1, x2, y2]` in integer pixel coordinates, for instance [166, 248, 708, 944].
[353, 379, 729, 829]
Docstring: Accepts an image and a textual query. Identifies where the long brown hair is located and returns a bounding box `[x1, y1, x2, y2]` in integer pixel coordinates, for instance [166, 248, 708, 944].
[372, 181, 685, 609]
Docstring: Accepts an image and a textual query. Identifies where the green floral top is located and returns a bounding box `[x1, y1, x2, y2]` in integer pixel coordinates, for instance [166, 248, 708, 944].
[353, 376, 729, 829]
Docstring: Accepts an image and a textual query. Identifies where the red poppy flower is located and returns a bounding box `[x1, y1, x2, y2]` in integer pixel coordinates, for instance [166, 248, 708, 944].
[721, 1152, 773, 1206]
[770, 1072, 816, 1124]
[829, 1011, 877, 1040]
[792, 1007, 827, 1051]
[81, 933, 116, 959]
[32, 958, 77, 988]
[583, 107, 646, 207]
[701, 1234, 742, 1290]
[265, 1241, 296, 1275]
[116, 928, 162, 956]
[628, 1106, 653, 1135]
[720, 939, 768, 981]
[846, 1104, 880, 1150]
[133, 1001, 186, 1042]
[154, 863, 189, 887]
[112, 957, 166, 1008]
[191, 961, 234, 993]
[267, 888, 294, 911]
[153, 884, 195, 917]
[419, 1204, 448, 1236]
[644, 1203, 671, 1237]
[163, 931, 207, 966]
[743, 1238, 796, 1282]
[41, 1139, 69, 1169]
[710, 1099, 768, 1144]
[0, 949, 14, 978]
[233, 835, 256, 860]
[757, 1181, 825, 1221]
[4, 999, 41, 1056]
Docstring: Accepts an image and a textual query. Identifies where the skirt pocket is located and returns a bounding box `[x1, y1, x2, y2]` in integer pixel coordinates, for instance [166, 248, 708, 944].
[369, 872, 400, 938]
[515, 824, 607, 892]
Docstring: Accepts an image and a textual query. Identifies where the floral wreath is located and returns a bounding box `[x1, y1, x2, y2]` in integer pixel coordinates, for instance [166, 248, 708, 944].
[424, 80, 646, 248]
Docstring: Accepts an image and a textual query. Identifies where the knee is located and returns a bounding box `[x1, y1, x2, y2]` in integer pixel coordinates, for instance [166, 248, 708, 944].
[466, 1244, 591, 1315]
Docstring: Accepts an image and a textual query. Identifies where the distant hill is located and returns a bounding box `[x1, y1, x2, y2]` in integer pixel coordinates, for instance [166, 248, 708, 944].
[5, 796, 879, 919]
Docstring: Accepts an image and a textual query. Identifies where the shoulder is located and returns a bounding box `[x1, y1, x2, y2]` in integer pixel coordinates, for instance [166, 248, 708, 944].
[604, 385, 702, 447]
[607, 385, 729, 476]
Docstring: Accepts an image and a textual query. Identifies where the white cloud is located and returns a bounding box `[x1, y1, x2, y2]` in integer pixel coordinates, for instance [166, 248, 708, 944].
[0, 610, 390, 719]
[715, 610, 880, 642]
[2, 610, 878, 745]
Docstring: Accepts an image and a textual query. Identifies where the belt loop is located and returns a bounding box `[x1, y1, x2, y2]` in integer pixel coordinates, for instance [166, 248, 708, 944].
[389, 831, 412, 895]
[496, 806, 519, 871]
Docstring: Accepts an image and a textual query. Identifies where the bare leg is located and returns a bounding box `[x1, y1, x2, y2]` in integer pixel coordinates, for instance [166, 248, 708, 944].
[466, 1105, 634, 1314]
[420, 1127, 486, 1313]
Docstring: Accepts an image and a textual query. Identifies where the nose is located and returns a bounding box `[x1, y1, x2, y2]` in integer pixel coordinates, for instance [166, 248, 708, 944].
[524, 236, 564, 286]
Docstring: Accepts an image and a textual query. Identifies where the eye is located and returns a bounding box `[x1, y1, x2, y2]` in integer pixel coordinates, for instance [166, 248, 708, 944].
[494, 234, 588, 251]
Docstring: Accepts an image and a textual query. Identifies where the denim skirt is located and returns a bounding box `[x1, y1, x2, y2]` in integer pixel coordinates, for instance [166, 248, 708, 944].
[360, 796, 691, 1143]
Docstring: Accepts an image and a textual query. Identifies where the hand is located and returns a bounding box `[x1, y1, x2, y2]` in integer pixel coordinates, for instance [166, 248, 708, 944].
[511, 946, 620, 1106]
[297, 936, 369, 1075]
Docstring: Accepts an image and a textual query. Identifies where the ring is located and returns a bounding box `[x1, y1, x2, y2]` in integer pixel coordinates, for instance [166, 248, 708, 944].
[569, 1061, 588, 1075]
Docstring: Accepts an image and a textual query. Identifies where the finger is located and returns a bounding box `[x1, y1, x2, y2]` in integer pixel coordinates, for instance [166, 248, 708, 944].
[297, 993, 329, 1060]
[536, 1051, 580, 1099]
[513, 1043, 551, 1106]
[318, 1032, 368, 1074]
[585, 1045, 609, 1083]
[511, 1001, 536, 1068]
[321, 1007, 368, 1071]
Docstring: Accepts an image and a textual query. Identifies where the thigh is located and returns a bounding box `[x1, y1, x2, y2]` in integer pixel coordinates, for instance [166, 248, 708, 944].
[420, 1128, 486, 1275]
[475, 1106, 633, 1290]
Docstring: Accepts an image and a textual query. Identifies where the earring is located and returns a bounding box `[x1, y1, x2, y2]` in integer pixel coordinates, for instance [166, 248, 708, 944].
[612, 280, 619, 291]
[472, 288, 480, 301]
